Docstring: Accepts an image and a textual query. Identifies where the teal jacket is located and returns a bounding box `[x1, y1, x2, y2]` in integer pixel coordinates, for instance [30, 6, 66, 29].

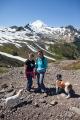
[35, 57, 48, 73]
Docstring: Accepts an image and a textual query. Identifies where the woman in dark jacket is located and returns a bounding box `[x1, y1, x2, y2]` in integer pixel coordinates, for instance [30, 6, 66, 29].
[24, 53, 35, 91]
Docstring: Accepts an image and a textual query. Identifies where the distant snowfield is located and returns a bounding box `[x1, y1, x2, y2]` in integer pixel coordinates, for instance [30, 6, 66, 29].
[0, 51, 55, 62]
[0, 51, 27, 62]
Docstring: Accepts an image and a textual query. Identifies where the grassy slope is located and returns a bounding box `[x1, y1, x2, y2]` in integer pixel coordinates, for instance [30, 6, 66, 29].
[62, 60, 80, 70]
[0, 67, 8, 74]
[0, 54, 24, 67]
[1, 41, 80, 67]
[0, 43, 30, 58]
[48, 42, 80, 60]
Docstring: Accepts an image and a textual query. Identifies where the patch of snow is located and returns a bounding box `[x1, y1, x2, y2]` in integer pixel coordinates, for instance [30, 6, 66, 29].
[34, 42, 55, 56]
[44, 55, 55, 61]
[0, 50, 55, 62]
[75, 32, 78, 35]
[0, 51, 26, 62]
[44, 41, 54, 44]
[14, 43, 22, 48]
[25, 43, 37, 52]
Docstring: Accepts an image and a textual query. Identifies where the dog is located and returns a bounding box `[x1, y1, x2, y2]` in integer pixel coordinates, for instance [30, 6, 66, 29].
[56, 74, 74, 99]
[64, 82, 73, 98]
[3, 89, 23, 107]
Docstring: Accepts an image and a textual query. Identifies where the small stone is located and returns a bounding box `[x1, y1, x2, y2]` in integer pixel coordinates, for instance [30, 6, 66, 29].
[34, 102, 39, 107]
[39, 99, 46, 103]
[1, 83, 8, 89]
[0, 105, 3, 110]
[43, 93, 48, 97]
[50, 100, 58, 106]
[0, 113, 4, 119]
[7, 88, 14, 92]
[0, 89, 5, 93]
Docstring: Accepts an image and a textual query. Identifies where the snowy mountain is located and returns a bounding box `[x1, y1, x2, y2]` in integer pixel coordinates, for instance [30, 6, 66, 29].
[0, 20, 80, 62]
[31, 20, 46, 30]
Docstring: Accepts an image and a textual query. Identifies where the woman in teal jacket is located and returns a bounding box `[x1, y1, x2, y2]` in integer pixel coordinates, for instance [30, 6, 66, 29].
[35, 50, 48, 93]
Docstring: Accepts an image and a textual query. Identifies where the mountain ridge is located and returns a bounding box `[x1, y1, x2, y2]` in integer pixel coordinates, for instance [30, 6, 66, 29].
[0, 20, 80, 62]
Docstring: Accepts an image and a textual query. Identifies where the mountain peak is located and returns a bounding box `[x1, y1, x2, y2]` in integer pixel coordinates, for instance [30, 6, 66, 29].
[31, 20, 46, 29]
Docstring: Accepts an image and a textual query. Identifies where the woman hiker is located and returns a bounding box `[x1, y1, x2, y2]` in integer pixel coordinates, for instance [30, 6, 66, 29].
[35, 50, 48, 93]
[24, 53, 35, 92]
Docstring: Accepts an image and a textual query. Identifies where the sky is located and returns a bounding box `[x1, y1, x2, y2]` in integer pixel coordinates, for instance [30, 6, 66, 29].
[0, 0, 80, 28]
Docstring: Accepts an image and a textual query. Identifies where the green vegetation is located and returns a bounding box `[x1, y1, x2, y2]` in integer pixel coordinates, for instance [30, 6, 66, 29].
[0, 43, 30, 58]
[1, 41, 80, 67]
[0, 44, 19, 55]
[0, 54, 24, 67]
[0, 67, 8, 74]
[49, 42, 80, 60]
[62, 60, 80, 70]
[0, 43, 33, 67]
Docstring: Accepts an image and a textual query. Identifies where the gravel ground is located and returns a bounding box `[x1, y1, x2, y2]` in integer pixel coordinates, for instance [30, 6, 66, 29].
[0, 60, 80, 120]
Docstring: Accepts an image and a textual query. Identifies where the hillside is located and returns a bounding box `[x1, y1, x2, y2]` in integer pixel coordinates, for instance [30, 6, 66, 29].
[0, 60, 80, 120]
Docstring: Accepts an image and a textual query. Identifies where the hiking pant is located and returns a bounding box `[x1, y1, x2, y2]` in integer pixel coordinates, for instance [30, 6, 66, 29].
[37, 72, 46, 92]
[27, 75, 32, 91]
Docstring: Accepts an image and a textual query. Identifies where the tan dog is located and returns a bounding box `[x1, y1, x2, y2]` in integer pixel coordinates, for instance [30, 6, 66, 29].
[56, 74, 74, 99]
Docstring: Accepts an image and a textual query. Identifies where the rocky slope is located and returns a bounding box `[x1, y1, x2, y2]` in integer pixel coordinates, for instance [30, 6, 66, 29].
[0, 60, 80, 120]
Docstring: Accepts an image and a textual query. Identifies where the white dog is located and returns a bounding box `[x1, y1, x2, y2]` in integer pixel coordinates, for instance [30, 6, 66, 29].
[3, 89, 23, 107]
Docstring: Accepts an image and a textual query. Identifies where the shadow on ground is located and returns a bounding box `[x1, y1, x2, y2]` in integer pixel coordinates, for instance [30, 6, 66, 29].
[11, 100, 32, 111]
